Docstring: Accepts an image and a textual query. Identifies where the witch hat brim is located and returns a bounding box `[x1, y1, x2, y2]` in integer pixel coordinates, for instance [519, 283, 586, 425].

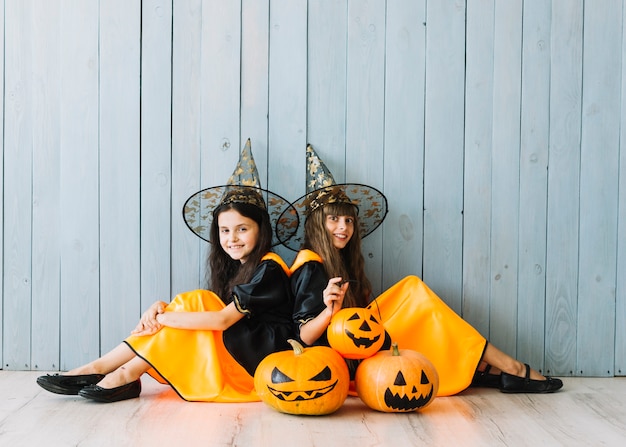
[276, 144, 388, 251]
[182, 139, 299, 247]
[183, 185, 298, 246]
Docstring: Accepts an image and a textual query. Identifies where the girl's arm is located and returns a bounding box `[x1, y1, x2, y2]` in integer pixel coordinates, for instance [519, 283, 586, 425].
[155, 301, 245, 331]
[299, 277, 349, 345]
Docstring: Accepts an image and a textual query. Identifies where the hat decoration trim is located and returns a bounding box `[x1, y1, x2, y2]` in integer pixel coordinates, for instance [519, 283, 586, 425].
[182, 139, 299, 246]
[277, 144, 388, 251]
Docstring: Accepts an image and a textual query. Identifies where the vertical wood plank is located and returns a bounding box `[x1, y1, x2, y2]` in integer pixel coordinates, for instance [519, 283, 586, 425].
[577, 0, 621, 377]
[30, 1, 62, 370]
[59, 0, 101, 369]
[268, 0, 307, 265]
[382, 0, 426, 289]
[345, 0, 386, 296]
[306, 0, 348, 263]
[488, 0, 522, 355]
[423, 0, 466, 313]
[617, 0, 626, 377]
[307, 0, 348, 174]
[0, 0, 4, 365]
[241, 0, 270, 185]
[199, 0, 242, 277]
[517, 0, 551, 371]
[545, 0, 583, 376]
[463, 0, 494, 336]
[171, 0, 203, 294]
[140, 0, 173, 310]
[99, 0, 141, 352]
[3, 0, 34, 370]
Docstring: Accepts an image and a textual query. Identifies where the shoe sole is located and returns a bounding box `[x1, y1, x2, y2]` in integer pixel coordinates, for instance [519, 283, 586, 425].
[36, 378, 81, 395]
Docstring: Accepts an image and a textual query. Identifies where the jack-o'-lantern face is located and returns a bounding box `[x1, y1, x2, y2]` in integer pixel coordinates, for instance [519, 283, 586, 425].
[254, 340, 349, 415]
[327, 307, 386, 359]
[355, 343, 439, 412]
[384, 369, 435, 411]
[266, 365, 338, 401]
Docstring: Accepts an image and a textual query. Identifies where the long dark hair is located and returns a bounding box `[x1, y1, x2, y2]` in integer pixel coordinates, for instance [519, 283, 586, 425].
[303, 202, 371, 307]
[207, 201, 272, 302]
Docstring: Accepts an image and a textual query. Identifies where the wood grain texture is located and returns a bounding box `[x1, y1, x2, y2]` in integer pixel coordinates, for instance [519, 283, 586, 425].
[3, 372, 625, 446]
[3, 0, 34, 370]
[423, 0, 466, 314]
[140, 0, 173, 312]
[577, 0, 621, 377]
[617, 0, 626, 376]
[381, 0, 425, 291]
[489, 0, 523, 356]
[346, 0, 386, 296]
[463, 0, 495, 337]
[0, 0, 624, 377]
[170, 0, 203, 295]
[268, 0, 307, 266]
[517, 0, 550, 373]
[99, 0, 142, 354]
[58, 0, 101, 370]
[30, 0, 62, 371]
[545, 0, 583, 376]
[0, 0, 4, 368]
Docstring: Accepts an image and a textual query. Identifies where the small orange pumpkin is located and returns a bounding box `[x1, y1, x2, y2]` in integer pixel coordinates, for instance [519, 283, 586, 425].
[355, 342, 439, 412]
[254, 339, 349, 415]
[327, 307, 386, 359]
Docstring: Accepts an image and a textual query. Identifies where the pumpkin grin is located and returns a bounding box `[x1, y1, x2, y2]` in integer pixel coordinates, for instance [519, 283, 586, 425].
[255, 356, 349, 413]
[345, 330, 381, 348]
[266, 380, 339, 401]
[355, 343, 439, 412]
[384, 385, 435, 411]
[328, 308, 387, 359]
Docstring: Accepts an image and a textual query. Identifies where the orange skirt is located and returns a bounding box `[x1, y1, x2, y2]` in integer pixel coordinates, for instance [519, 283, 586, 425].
[125, 289, 258, 402]
[367, 276, 487, 396]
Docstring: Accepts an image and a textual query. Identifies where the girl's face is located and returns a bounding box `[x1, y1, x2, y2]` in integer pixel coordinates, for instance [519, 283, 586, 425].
[325, 214, 354, 249]
[217, 209, 260, 263]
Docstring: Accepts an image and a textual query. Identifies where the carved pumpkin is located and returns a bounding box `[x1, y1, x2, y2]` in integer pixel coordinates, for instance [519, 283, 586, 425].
[355, 343, 439, 412]
[327, 307, 386, 359]
[254, 339, 349, 415]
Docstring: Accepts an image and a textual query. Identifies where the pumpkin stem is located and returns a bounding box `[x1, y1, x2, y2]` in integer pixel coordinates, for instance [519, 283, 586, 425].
[391, 342, 400, 356]
[287, 339, 305, 355]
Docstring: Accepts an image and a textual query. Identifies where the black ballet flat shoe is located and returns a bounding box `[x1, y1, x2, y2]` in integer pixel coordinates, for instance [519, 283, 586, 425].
[78, 379, 141, 403]
[36, 373, 106, 395]
[500, 363, 563, 394]
[470, 365, 501, 389]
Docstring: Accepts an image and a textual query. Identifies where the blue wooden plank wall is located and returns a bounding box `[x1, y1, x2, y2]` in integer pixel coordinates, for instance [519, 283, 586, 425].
[1, 0, 624, 378]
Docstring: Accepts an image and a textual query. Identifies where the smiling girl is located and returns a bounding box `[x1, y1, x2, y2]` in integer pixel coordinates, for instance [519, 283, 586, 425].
[37, 140, 298, 403]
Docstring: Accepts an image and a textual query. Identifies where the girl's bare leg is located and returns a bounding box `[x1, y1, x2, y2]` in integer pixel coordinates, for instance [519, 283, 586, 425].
[96, 356, 151, 389]
[480, 343, 547, 381]
[65, 343, 136, 376]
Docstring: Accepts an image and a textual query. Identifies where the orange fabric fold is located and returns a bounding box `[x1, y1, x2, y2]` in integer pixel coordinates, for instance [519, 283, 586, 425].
[125, 289, 257, 402]
[368, 276, 487, 396]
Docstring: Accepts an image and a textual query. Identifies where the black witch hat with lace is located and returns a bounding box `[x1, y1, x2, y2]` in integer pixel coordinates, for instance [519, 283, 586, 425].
[182, 139, 298, 247]
[277, 144, 388, 251]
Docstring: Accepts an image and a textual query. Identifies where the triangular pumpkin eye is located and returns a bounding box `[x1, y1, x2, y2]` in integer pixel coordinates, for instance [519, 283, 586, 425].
[348, 312, 360, 321]
[309, 366, 332, 381]
[369, 315, 380, 325]
[421, 371, 430, 384]
[271, 367, 294, 384]
[393, 371, 407, 386]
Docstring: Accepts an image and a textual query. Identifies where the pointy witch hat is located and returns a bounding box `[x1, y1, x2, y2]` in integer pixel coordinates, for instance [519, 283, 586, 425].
[182, 139, 298, 246]
[277, 144, 388, 251]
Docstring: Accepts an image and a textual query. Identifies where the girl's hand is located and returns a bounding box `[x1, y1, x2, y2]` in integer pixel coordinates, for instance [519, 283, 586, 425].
[131, 300, 167, 336]
[323, 277, 350, 316]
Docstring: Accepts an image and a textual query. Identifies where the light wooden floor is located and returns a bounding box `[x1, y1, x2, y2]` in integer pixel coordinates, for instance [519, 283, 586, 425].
[1, 371, 625, 447]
